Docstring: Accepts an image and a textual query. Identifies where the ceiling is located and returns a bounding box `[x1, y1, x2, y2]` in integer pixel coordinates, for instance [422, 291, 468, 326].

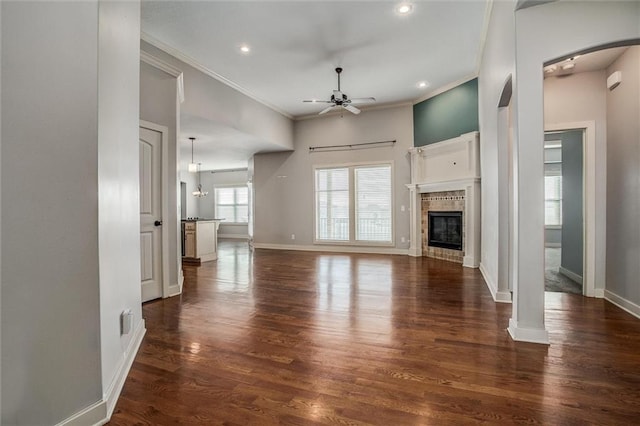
[544, 46, 629, 77]
[141, 1, 490, 170]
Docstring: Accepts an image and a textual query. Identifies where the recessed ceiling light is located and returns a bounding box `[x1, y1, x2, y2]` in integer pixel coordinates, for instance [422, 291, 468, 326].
[395, 2, 413, 15]
[417, 81, 429, 89]
[239, 44, 251, 54]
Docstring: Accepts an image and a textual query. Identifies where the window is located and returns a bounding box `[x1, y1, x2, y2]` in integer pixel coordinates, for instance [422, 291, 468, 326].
[215, 186, 248, 223]
[545, 175, 562, 226]
[315, 164, 392, 244]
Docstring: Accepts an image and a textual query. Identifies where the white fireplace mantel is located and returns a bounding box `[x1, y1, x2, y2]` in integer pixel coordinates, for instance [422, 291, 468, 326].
[406, 132, 481, 268]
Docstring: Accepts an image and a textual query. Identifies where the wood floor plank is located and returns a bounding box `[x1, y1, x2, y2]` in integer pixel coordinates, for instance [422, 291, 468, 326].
[109, 240, 640, 425]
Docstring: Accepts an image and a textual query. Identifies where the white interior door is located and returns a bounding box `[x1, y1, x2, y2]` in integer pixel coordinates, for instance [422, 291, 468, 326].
[140, 126, 163, 302]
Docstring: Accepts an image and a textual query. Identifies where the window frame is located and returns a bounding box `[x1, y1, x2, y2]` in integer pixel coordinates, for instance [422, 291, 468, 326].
[312, 161, 395, 247]
[214, 184, 249, 224]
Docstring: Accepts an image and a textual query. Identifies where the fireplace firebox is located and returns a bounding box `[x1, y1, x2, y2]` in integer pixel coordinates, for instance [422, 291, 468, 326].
[428, 211, 463, 251]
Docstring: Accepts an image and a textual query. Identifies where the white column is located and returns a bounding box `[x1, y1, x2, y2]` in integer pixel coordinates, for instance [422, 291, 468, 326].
[406, 184, 422, 257]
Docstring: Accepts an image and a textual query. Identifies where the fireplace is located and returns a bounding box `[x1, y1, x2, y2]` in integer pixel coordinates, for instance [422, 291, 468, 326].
[428, 211, 463, 251]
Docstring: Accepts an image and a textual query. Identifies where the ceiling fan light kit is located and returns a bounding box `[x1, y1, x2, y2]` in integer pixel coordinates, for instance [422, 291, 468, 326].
[303, 67, 376, 116]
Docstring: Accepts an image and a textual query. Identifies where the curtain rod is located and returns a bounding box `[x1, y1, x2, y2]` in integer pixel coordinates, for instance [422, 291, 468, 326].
[309, 139, 396, 153]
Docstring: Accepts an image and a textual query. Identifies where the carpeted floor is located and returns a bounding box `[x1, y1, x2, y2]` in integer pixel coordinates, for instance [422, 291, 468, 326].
[545, 247, 583, 294]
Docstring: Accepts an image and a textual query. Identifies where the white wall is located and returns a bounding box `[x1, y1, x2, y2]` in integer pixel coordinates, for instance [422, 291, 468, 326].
[198, 169, 249, 238]
[606, 46, 640, 308]
[97, 0, 143, 415]
[141, 40, 294, 152]
[254, 105, 413, 250]
[140, 61, 181, 294]
[543, 70, 608, 288]
[478, 0, 515, 300]
[1, 2, 103, 423]
[510, 0, 639, 340]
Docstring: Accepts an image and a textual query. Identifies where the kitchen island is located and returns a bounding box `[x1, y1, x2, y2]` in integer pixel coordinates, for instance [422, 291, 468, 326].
[182, 218, 223, 263]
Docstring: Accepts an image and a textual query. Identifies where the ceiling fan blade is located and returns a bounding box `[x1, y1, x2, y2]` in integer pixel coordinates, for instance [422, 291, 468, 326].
[319, 106, 335, 115]
[344, 105, 361, 115]
[303, 100, 332, 103]
[349, 97, 376, 104]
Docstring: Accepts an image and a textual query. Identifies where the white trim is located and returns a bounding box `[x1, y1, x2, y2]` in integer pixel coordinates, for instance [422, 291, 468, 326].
[140, 51, 184, 104]
[55, 400, 106, 426]
[604, 290, 640, 320]
[104, 319, 146, 419]
[545, 243, 561, 248]
[253, 243, 408, 256]
[507, 318, 550, 344]
[594, 288, 604, 298]
[480, 263, 512, 303]
[141, 32, 293, 119]
[57, 321, 146, 426]
[140, 120, 172, 300]
[412, 74, 478, 105]
[558, 266, 583, 285]
[545, 122, 600, 298]
[140, 51, 181, 77]
[475, 0, 494, 76]
[218, 234, 250, 240]
[168, 269, 184, 297]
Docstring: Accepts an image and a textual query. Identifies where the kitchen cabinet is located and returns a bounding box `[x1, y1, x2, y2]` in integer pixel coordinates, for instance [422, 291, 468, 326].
[182, 219, 222, 263]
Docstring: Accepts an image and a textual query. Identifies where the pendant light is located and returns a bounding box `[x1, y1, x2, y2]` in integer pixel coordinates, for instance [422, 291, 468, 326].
[192, 163, 209, 198]
[188, 137, 198, 173]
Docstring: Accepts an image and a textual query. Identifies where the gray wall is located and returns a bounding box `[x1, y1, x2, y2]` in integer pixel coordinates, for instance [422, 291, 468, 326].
[2, 1, 142, 423]
[198, 169, 249, 238]
[1, 3, 102, 422]
[254, 105, 413, 249]
[606, 45, 640, 306]
[413, 78, 479, 146]
[559, 130, 584, 277]
[140, 61, 181, 293]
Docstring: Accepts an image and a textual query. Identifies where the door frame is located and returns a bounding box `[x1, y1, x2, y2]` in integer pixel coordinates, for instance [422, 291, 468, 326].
[140, 119, 171, 299]
[545, 121, 602, 298]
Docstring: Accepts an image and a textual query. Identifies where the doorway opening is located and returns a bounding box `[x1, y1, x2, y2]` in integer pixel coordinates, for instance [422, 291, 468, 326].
[543, 130, 584, 295]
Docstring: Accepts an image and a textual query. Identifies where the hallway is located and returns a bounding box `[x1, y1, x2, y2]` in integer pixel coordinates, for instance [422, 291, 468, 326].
[110, 241, 640, 424]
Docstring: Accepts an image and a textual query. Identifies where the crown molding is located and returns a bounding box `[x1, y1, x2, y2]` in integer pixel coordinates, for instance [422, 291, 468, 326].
[412, 73, 478, 105]
[475, 0, 494, 76]
[141, 32, 294, 120]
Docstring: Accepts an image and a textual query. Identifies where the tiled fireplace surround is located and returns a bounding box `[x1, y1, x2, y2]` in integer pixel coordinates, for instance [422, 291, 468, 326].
[407, 131, 480, 268]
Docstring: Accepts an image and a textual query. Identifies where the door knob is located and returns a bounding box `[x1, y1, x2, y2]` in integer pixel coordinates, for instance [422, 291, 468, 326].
[154, 220, 163, 226]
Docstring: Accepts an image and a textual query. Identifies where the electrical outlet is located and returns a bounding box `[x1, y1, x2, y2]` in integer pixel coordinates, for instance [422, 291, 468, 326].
[401, 205, 406, 212]
[401, 237, 406, 243]
[291, 234, 295, 240]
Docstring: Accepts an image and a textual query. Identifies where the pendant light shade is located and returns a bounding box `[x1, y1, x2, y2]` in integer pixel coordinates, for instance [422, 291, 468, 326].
[188, 137, 198, 173]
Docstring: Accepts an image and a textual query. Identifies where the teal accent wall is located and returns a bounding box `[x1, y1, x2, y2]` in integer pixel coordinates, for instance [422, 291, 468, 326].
[413, 78, 479, 146]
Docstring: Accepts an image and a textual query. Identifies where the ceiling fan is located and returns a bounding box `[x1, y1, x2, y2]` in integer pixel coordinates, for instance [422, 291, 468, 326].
[303, 67, 376, 115]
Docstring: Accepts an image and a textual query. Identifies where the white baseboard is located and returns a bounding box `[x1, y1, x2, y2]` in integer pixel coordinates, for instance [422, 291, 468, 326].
[507, 318, 550, 344]
[55, 400, 106, 426]
[218, 234, 250, 240]
[462, 255, 479, 269]
[104, 319, 146, 419]
[253, 242, 409, 255]
[56, 320, 146, 426]
[594, 288, 605, 298]
[479, 263, 512, 303]
[604, 290, 640, 320]
[559, 266, 583, 285]
[168, 269, 184, 297]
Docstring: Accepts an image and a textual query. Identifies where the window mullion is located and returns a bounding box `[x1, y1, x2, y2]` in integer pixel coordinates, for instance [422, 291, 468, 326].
[349, 166, 355, 243]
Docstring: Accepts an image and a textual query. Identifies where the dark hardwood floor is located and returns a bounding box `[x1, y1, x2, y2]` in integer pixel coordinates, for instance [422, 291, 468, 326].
[110, 240, 640, 425]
